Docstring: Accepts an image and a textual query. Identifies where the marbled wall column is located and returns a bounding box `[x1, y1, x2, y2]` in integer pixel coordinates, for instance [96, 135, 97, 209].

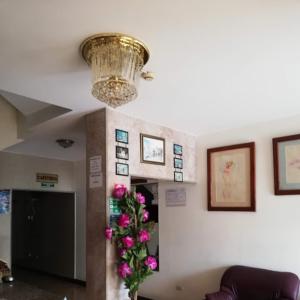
[86, 107, 196, 300]
[86, 109, 107, 300]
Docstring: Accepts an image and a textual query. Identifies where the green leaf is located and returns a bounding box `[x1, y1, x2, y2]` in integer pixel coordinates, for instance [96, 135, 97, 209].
[137, 248, 147, 260]
[129, 255, 134, 269]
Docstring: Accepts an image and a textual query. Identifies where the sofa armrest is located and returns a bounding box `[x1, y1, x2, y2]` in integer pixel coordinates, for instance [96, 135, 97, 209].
[205, 291, 235, 300]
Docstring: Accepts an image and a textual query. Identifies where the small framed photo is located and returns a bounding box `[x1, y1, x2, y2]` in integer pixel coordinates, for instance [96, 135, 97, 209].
[174, 158, 183, 169]
[207, 142, 255, 211]
[273, 133, 300, 195]
[140, 134, 165, 165]
[116, 162, 129, 176]
[174, 171, 183, 182]
[174, 144, 183, 156]
[0, 190, 11, 215]
[116, 146, 129, 160]
[115, 129, 128, 144]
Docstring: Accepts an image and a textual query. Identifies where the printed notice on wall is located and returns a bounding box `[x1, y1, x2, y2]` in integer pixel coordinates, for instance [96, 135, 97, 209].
[89, 156, 103, 188]
[165, 188, 186, 207]
[90, 155, 102, 173]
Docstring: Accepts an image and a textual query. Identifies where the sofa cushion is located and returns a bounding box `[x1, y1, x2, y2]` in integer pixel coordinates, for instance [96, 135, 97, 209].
[220, 266, 299, 300]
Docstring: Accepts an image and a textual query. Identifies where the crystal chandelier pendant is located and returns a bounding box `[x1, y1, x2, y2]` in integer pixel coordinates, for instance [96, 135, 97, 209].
[81, 33, 152, 108]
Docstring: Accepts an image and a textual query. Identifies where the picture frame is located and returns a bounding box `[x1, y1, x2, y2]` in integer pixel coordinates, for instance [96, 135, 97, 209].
[207, 142, 255, 211]
[116, 162, 129, 176]
[174, 171, 183, 182]
[115, 129, 129, 144]
[273, 133, 300, 195]
[174, 158, 183, 169]
[140, 134, 165, 165]
[116, 146, 129, 160]
[174, 144, 183, 156]
[0, 190, 10, 215]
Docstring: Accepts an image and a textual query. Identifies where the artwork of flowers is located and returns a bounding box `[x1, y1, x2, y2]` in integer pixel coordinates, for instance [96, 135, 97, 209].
[105, 184, 157, 300]
[273, 134, 300, 195]
[207, 142, 255, 211]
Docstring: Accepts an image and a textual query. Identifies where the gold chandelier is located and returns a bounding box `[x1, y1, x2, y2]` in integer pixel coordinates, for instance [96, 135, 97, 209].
[81, 33, 153, 108]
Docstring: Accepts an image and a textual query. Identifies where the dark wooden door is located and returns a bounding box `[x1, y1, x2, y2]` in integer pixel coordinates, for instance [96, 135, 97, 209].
[11, 190, 75, 279]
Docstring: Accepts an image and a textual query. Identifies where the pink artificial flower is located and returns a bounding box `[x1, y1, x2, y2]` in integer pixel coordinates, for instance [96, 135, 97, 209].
[144, 256, 157, 270]
[142, 209, 149, 222]
[122, 236, 135, 249]
[105, 227, 113, 240]
[113, 184, 127, 199]
[118, 214, 130, 228]
[118, 262, 132, 278]
[118, 248, 127, 257]
[136, 193, 145, 204]
[138, 229, 150, 243]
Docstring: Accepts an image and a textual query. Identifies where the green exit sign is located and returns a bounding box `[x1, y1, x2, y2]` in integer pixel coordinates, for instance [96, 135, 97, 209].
[41, 182, 55, 188]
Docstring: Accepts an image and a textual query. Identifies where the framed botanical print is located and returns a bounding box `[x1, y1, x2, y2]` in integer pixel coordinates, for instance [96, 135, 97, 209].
[140, 134, 165, 165]
[207, 142, 256, 211]
[273, 134, 300, 195]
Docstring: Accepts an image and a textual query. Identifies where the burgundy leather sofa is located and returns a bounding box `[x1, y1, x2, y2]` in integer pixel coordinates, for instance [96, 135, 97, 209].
[205, 265, 300, 300]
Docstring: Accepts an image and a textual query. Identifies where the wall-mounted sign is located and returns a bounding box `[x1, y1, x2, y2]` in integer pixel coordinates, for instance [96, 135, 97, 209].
[90, 155, 102, 173]
[166, 188, 186, 207]
[36, 173, 58, 184]
[41, 182, 55, 188]
[109, 197, 121, 226]
[89, 155, 103, 188]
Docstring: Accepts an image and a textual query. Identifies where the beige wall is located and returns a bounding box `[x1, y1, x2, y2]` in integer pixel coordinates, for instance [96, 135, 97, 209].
[0, 152, 75, 191]
[106, 109, 197, 183]
[105, 109, 197, 299]
[0, 96, 22, 150]
[0, 152, 86, 281]
[139, 114, 300, 300]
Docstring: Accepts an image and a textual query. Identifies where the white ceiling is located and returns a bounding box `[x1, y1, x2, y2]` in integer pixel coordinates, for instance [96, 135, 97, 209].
[0, 90, 50, 116]
[1, 0, 300, 159]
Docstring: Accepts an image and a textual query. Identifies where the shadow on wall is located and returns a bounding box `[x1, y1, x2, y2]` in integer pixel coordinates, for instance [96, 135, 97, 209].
[180, 266, 229, 300]
[142, 265, 229, 300]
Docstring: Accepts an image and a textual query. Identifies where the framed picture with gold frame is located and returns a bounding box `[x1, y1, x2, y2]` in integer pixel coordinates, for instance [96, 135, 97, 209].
[273, 133, 300, 195]
[140, 134, 165, 165]
[207, 142, 256, 211]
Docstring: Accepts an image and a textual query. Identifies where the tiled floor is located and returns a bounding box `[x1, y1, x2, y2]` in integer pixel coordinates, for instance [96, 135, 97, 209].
[0, 268, 155, 300]
[0, 268, 86, 300]
[0, 281, 62, 300]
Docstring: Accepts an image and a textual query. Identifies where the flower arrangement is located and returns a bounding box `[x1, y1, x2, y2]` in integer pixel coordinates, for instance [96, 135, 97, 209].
[105, 184, 157, 300]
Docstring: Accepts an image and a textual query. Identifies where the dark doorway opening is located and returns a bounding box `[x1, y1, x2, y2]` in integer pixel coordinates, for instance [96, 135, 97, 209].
[11, 190, 75, 279]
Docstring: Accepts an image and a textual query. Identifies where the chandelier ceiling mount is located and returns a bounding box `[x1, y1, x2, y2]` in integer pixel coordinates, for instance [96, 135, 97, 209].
[81, 33, 153, 108]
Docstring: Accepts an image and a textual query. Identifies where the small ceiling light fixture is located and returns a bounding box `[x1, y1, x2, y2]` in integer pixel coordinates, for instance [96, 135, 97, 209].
[80, 33, 153, 108]
[56, 139, 74, 149]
